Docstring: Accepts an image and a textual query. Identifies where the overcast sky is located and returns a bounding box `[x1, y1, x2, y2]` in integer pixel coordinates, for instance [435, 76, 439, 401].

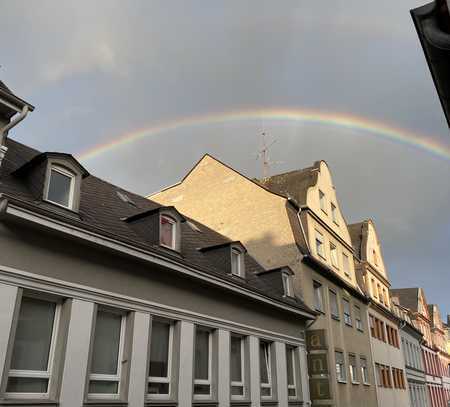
[1, 0, 450, 316]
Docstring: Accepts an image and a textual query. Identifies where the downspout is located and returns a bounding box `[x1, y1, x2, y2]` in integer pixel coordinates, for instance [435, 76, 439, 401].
[0, 105, 29, 167]
[296, 204, 311, 254]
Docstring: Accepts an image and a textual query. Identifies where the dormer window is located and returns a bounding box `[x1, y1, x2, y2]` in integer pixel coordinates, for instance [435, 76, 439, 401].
[282, 272, 294, 297]
[160, 215, 177, 249]
[231, 247, 244, 277]
[46, 165, 75, 209]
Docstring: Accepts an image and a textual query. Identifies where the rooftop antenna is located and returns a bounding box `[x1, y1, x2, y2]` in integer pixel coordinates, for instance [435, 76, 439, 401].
[256, 131, 283, 180]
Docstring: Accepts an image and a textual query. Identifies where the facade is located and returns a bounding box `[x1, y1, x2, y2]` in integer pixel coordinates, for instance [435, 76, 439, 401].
[0, 84, 316, 407]
[348, 220, 410, 407]
[392, 288, 450, 407]
[150, 156, 379, 407]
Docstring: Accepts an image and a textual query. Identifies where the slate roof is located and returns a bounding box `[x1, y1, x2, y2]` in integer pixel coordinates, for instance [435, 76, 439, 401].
[0, 138, 313, 316]
[390, 288, 420, 312]
[257, 162, 320, 207]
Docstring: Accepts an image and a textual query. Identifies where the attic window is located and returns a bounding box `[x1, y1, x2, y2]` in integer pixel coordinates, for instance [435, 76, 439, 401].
[319, 190, 326, 213]
[46, 165, 75, 209]
[231, 247, 244, 278]
[160, 215, 176, 249]
[282, 272, 294, 297]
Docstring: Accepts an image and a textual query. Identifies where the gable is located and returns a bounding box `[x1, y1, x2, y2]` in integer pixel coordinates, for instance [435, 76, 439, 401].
[305, 161, 352, 246]
[364, 221, 388, 278]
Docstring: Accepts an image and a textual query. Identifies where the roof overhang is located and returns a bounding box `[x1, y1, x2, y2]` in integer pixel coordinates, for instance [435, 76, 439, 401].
[411, 1, 450, 128]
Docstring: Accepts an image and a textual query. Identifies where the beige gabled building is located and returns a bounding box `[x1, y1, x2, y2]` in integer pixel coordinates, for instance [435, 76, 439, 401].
[349, 221, 411, 407]
[150, 155, 378, 407]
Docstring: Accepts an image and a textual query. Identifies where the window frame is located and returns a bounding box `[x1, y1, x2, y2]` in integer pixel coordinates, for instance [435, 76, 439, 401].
[343, 298, 352, 326]
[342, 253, 351, 278]
[313, 281, 324, 313]
[319, 190, 327, 213]
[193, 327, 213, 400]
[286, 345, 298, 399]
[44, 165, 76, 210]
[259, 341, 273, 399]
[159, 214, 177, 250]
[147, 319, 174, 399]
[335, 351, 346, 383]
[230, 335, 246, 400]
[88, 308, 127, 400]
[315, 230, 326, 260]
[330, 243, 339, 269]
[360, 356, 370, 385]
[329, 289, 340, 320]
[331, 202, 339, 225]
[282, 272, 294, 298]
[349, 354, 359, 384]
[354, 305, 363, 331]
[5, 295, 62, 400]
[231, 247, 244, 278]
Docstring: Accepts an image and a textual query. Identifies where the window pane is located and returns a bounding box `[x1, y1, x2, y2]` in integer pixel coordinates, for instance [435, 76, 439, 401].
[261, 387, 271, 397]
[6, 377, 49, 393]
[91, 311, 122, 375]
[47, 169, 71, 207]
[286, 347, 295, 386]
[148, 382, 169, 395]
[194, 384, 210, 395]
[288, 388, 297, 397]
[314, 282, 323, 311]
[194, 329, 210, 380]
[231, 385, 244, 396]
[88, 380, 119, 394]
[259, 342, 270, 384]
[149, 321, 170, 378]
[160, 216, 174, 247]
[230, 336, 242, 382]
[10, 297, 56, 371]
[231, 250, 240, 275]
[330, 291, 339, 317]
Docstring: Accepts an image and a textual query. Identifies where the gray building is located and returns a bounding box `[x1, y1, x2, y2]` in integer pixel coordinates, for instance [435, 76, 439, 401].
[0, 83, 316, 407]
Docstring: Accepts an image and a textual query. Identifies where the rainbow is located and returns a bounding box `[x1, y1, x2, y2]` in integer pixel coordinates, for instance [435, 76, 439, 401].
[77, 108, 450, 163]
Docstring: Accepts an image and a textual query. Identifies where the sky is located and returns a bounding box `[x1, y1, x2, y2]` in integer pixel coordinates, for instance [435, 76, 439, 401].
[1, 0, 450, 316]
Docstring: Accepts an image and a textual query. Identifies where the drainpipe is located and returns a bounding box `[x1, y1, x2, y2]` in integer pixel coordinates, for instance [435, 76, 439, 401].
[0, 105, 29, 167]
[296, 204, 311, 254]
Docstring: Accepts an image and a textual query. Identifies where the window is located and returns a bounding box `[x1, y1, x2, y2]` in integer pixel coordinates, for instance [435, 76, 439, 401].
[378, 284, 383, 304]
[349, 354, 358, 383]
[282, 272, 294, 297]
[46, 166, 75, 209]
[313, 281, 323, 312]
[329, 290, 339, 319]
[315, 230, 325, 259]
[160, 215, 176, 249]
[371, 279, 378, 298]
[230, 336, 245, 398]
[148, 320, 173, 397]
[354, 305, 363, 331]
[342, 253, 350, 277]
[335, 351, 346, 382]
[286, 346, 297, 398]
[360, 357, 369, 384]
[6, 297, 60, 397]
[231, 248, 244, 277]
[369, 315, 376, 338]
[194, 327, 212, 398]
[343, 299, 352, 326]
[330, 243, 339, 269]
[259, 341, 272, 398]
[372, 249, 378, 266]
[88, 309, 125, 397]
[319, 190, 326, 213]
[331, 203, 338, 224]
[375, 364, 383, 387]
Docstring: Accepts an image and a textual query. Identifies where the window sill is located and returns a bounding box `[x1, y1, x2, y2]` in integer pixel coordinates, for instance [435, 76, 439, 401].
[331, 315, 340, 321]
[351, 381, 360, 385]
[145, 400, 177, 406]
[344, 322, 353, 327]
[337, 380, 347, 384]
[0, 401, 58, 406]
[84, 401, 127, 406]
[357, 328, 364, 333]
[363, 382, 371, 386]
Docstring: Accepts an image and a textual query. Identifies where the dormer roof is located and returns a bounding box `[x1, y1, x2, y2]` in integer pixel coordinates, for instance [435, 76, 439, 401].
[124, 205, 186, 223]
[198, 240, 247, 253]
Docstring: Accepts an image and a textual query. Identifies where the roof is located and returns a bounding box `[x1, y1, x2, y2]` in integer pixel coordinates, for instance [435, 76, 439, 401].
[257, 162, 320, 207]
[0, 80, 35, 118]
[0, 137, 314, 317]
[411, 1, 450, 128]
[390, 288, 420, 312]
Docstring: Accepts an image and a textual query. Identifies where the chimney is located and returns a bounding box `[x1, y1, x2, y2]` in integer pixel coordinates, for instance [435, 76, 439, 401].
[0, 80, 34, 166]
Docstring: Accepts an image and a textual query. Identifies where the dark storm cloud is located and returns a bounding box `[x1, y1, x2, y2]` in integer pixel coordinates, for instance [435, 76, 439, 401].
[1, 0, 449, 312]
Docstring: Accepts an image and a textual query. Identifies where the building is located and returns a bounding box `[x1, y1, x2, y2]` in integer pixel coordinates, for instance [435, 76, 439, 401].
[0, 83, 317, 407]
[150, 156, 379, 407]
[411, 0, 450, 128]
[348, 220, 410, 407]
[392, 288, 449, 407]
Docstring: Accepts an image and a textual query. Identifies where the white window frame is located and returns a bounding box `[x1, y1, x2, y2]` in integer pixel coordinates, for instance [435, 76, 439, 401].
[260, 341, 272, 399]
[335, 351, 346, 383]
[88, 309, 127, 400]
[230, 335, 246, 400]
[360, 357, 370, 384]
[329, 289, 339, 319]
[330, 243, 339, 269]
[44, 165, 76, 210]
[159, 215, 177, 250]
[313, 281, 323, 312]
[6, 296, 61, 400]
[342, 253, 350, 278]
[319, 190, 326, 213]
[343, 299, 352, 326]
[355, 305, 363, 331]
[349, 354, 359, 384]
[193, 327, 213, 400]
[286, 346, 297, 399]
[147, 320, 174, 399]
[315, 230, 325, 259]
[282, 272, 294, 298]
[231, 247, 244, 278]
[331, 202, 339, 225]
